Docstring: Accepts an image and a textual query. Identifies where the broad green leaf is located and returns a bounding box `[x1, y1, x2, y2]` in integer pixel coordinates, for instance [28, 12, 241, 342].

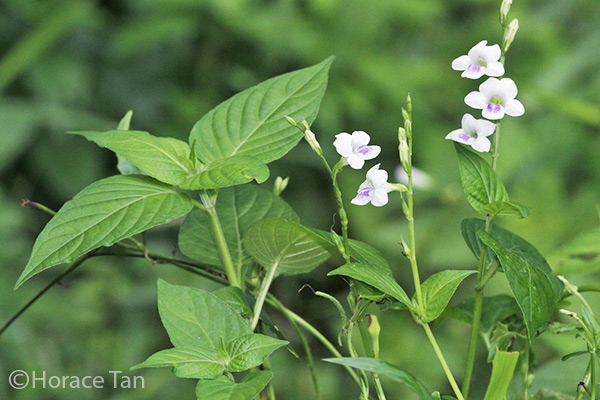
[547, 228, 600, 274]
[225, 334, 288, 372]
[157, 279, 250, 350]
[328, 263, 411, 308]
[196, 371, 272, 400]
[179, 184, 299, 270]
[190, 57, 333, 164]
[131, 347, 224, 379]
[455, 143, 508, 214]
[213, 287, 253, 319]
[481, 201, 530, 219]
[243, 218, 335, 276]
[324, 358, 435, 400]
[70, 130, 268, 189]
[15, 176, 193, 288]
[114, 110, 144, 175]
[461, 218, 552, 273]
[455, 294, 519, 333]
[479, 232, 564, 340]
[482, 350, 519, 400]
[532, 389, 575, 400]
[420, 270, 475, 323]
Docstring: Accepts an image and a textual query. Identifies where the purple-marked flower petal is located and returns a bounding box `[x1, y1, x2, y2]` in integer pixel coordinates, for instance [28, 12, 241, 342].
[334, 131, 380, 169]
[482, 103, 504, 120]
[351, 164, 392, 207]
[446, 113, 497, 152]
[452, 40, 505, 79]
[466, 77, 524, 120]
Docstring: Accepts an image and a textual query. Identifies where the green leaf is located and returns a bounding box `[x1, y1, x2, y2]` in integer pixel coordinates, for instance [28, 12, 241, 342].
[70, 130, 268, 189]
[190, 57, 333, 164]
[323, 357, 435, 400]
[114, 110, 144, 175]
[482, 350, 519, 400]
[196, 371, 272, 400]
[225, 334, 288, 372]
[420, 270, 475, 323]
[213, 287, 253, 319]
[455, 143, 509, 214]
[479, 232, 564, 341]
[15, 176, 193, 288]
[547, 228, 600, 274]
[179, 184, 299, 271]
[455, 294, 519, 334]
[157, 279, 251, 349]
[243, 218, 335, 276]
[328, 263, 411, 308]
[461, 218, 552, 273]
[131, 347, 224, 379]
[481, 201, 530, 219]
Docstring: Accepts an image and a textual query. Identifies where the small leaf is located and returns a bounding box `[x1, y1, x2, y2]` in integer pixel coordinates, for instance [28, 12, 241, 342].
[114, 110, 143, 175]
[196, 371, 272, 400]
[323, 357, 435, 400]
[131, 347, 224, 379]
[213, 287, 253, 319]
[479, 232, 564, 341]
[178, 156, 269, 189]
[455, 143, 509, 214]
[179, 184, 298, 271]
[157, 279, 251, 350]
[190, 57, 333, 164]
[225, 334, 288, 372]
[328, 263, 411, 308]
[15, 176, 192, 288]
[420, 270, 475, 323]
[482, 350, 519, 400]
[243, 218, 335, 276]
[481, 201, 530, 219]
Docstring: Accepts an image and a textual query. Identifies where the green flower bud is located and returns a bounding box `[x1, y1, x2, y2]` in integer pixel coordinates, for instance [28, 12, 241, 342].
[273, 176, 289, 196]
[503, 19, 519, 53]
[500, 0, 512, 26]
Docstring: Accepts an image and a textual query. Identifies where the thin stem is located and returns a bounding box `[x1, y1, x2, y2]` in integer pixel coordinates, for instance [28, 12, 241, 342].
[251, 264, 278, 330]
[286, 306, 321, 400]
[407, 173, 424, 313]
[591, 350, 597, 400]
[1, 255, 87, 336]
[199, 191, 241, 288]
[423, 324, 466, 400]
[358, 318, 387, 400]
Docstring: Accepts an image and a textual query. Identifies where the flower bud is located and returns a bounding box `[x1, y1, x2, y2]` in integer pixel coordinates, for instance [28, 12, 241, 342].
[273, 176, 289, 196]
[285, 115, 297, 127]
[401, 108, 410, 123]
[406, 94, 412, 114]
[367, 314, 381, 358]
[399, 138, 410, 169]
[398, 127, 407, 143]
[304, 128, 323, 156]
[500, 0, 512, 26]
[330, 231, 347, 259]
[503, 19, 519, 53]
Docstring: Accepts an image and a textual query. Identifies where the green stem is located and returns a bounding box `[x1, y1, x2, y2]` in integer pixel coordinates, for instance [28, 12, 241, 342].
[286, 306, 321, 400]
[199, 191, 241, 288]
[423, 324, 466, 400]
[591, 351, 597, 400]
[358, 319, 387, 400]
[251, 264, 278, 330]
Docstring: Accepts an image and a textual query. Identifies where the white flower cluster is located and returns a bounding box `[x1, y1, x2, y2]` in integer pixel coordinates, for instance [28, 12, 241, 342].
[446, 40, 524, 152]
[333, 131, 393, 207]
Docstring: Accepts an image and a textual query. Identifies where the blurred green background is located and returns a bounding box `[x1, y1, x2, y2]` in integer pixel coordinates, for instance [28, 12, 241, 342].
[1, 0, 599, 399]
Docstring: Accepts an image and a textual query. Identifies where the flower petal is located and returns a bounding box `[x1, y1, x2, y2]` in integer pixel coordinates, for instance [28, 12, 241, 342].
[446, 129, 472, 145]
[452, 55, 471, 71]
[465, 92, 487, 109]
[462, 65, 485, 79]
[371, 189, 389, 207]
[351, 188, 372, 206]
[358, 145, 381, 160]
[487, 44, 501, 62]
[485, 61, 505, 77]
[467, 40, 488, 59]
[351, 131, 371, 148]
[333, 133, 353, 157]
[474, 118, 496, 136]
[504, 99, 525, 117]
[347, 155, 366, 170]
[461, 113, 477, 130]
[482, 103, 505, 120]
[479, 78, 501, 98]
[368, 169, 388, 188]
[471, 137, 491, 152]
[499, 78, 518, 100]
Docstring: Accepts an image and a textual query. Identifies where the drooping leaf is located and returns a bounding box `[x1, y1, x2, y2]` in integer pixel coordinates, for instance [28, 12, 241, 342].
[479, 232, 564, 341]
[455, 143, 509, 214]
[243, 218, 335, 276]
[461, 218, 552, 273]
[481, 201, 531, 219]
[225, 334, 288, 372]
[328, 263, 411, 308]
[157, 279, 251, 350]
[547, 228, 600, 274]
[190, 57, 333, 164]
[196, 371, 272, 400]
[324, 357, 435, 400]
[70, 130, 268, 189]
[15, 176, 193, 288]
[482, 350, 519, 400]
[454, 294, 519, 333]
[420, 270, 475, 323]
[179, 184, 298, 270]
[131, 347, 224, 379]
[213, 286, 253, 319]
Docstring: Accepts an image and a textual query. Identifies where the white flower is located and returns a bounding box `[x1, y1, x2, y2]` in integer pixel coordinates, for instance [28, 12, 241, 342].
[445, 113, 496, 152]
[351, 164, 391, 207]
[464, 77, 525, 120]
[452, 40, 505, 79]
[395, 166, 433, 189]
[333, 131, 381, 169]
